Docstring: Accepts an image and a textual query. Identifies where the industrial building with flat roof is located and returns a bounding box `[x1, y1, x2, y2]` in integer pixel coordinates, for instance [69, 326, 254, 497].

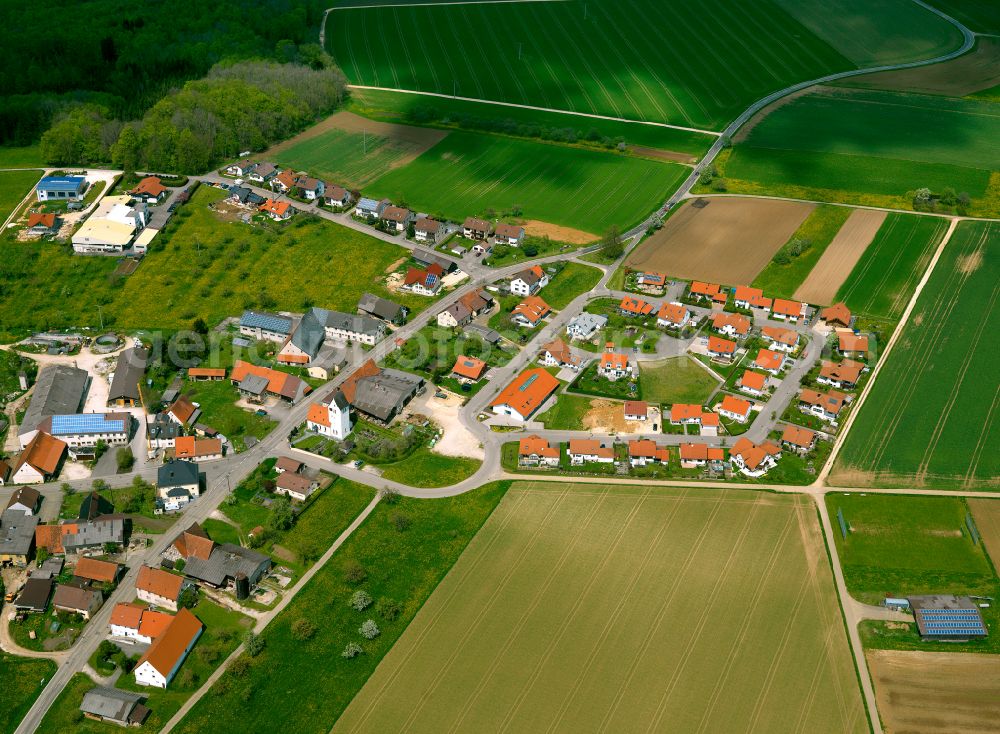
[908, 595, 988, 640]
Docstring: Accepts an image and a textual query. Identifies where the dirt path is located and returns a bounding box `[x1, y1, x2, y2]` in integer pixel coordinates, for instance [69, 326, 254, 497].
[793, 209, 887, 305]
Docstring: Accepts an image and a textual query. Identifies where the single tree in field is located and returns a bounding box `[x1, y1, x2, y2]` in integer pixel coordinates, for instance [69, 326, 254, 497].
[601, 226, 624, 260]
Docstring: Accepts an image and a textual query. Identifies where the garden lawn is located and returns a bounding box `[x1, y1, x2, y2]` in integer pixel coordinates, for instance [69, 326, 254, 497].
[201, 518, 241, 546]
[721, 88, 1000, 213]
[328, 0, 855, 130]
[538, 392, 593, 430]
[540, 263, 603, 310]
[0, 655, 55, 734]
[752, 205, 852, 298]
[0, 169, 41, 221]
[830, 220, 999, 488]
[0, 186, 433, 339]
[179, 379, 274, 452]
[569, 362, 639, 400]
[378, 448, 481, 488]
[834, 213, 949, 325]
[364, 132, 689, 233]
[640, 356, 719, 405]
[346, 88, 714, 157]
[173, 482, 510, 734]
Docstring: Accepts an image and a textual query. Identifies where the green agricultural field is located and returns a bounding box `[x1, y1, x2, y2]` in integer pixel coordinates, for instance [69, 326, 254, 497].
[753, 205, 853, 298]
[0, 169, 41, 221]
[334, 483, 866, 734]
[926, 0, 1000, 33]
[831, 220, 999, 488]
[0, 145, 45, 168]
[835, 213, 949, 324]
[174, 482, 510, 734]
[720, 88, 1000, 212]
[0, 655, 55, 734]
[640, 356, 720, 405]
[776, 0, 964, 66]
[827, 493, 1000, 653]
[270, 126, 435, 189]
[365, 132, 687, 234]
[347, 88, 714, 157]
[0, 187, 431, 339]
[540, 263, 603, 310]
[327, 0, 853, 130]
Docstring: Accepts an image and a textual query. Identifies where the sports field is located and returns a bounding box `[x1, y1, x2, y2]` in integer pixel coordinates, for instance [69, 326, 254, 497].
[834, 213, 949, 324]
[775, 0, 963, 66]
[724, 88, 1000, 209]
[364, 132, 686, 233]
[831, 220, 999, 488]
[334, 483, 867, 734]
[625, 197, 815, 285]
[326, 0, 853, 130]
[264, 111, 447, 188]
[826, 493, 995, 601]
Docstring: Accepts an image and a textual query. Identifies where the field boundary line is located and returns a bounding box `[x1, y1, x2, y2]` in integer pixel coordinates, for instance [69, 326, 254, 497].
[344, 85, 722, 135]
[818, 217, 960, 485]
[329, 0, 567, 10]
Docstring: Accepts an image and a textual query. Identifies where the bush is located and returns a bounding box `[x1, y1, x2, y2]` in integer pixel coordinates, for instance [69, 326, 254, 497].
[375, 597, 402, 622]
[116, 446, 134, 472]
[391, 512, 412, 533]
[291, 618, 317, 641]
[228, 654, 252, 677]
[342, 561, 367, 585]
[342, 642, 364, 659]
[349, 590, 372, 611]
[359, 619, 380, 639]
[243, 631, 264, 657]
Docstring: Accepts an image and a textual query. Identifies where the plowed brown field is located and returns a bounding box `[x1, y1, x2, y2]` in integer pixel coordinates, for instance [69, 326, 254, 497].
[793, 209, 886, 305]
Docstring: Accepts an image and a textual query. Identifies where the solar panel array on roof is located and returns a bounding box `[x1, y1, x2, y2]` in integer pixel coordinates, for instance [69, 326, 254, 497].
[240, 311, 292, 334]
[916, 609, 987, 636]
[51, 414, 125, 435]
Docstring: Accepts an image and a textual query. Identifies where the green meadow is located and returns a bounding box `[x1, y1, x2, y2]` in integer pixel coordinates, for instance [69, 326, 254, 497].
[365, 132, 687, 233]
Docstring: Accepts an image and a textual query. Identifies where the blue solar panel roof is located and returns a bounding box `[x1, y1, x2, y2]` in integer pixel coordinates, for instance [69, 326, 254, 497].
[37, 176, 86, 192]
[50, 414, 126, 435]
[240, 310, 292, 334]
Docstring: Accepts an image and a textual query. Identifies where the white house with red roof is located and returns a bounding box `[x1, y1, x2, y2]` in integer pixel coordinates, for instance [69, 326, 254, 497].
[718, 395, 752, 423]
[306, 390, 352, 440]
[598, 345, 632, 380]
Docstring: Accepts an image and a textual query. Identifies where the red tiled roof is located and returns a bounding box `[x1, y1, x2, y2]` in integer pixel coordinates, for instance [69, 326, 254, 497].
[137, 565, 184, 601]
[74, 557, 119, 583]
[772, 298, 805, 318]
[671, 404, 703, 422]
[838, 333, 869, 353]
[710, 312, 750, 335]
[690, 281, 720, 297]
[137, 607, 203, 678]
[624, 400, 648, 417]
[628, 439, 669, 461]
[819, 359, 864, 385]
[512, 295, 551, 324]
[619, 296, 653, 315]
[230, 360, 307, 401]
[720, 395, 752, 417]
[708, 335, 737, 355]
[762, 326, 798, 347]
[168, 395, 199, 424]
[188, 367, 226, 378]
[738, 370, 767, 391]
[306, 403, 330, 428]
[754, 349, 785, 371]
[111, 602, 144, 629]
[490, 368, 560, 418]
[820, 302, 852, 326]
[518, 435, 559, 458]
[657, 302, 688, 325]
[679, 443, 725, 462]
[27, 212, 56, 228]
[782, 425, 817, 449]
[568, 439, 614, 459]
[131, 176, 167, 198]
[16, 431, 66, 476]
[600, 351, 629, 370]
[259, 199, 291, 217]
[174, 436, 221, 459]
[451, 355, 487, 380]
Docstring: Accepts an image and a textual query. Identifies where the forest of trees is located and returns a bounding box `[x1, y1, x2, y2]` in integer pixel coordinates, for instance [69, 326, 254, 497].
[40, 61, 347, 173]
[0, 0, 328, 146]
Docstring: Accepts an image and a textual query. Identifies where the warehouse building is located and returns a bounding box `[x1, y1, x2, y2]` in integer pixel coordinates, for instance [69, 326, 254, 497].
[908, 595, 988, 640]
